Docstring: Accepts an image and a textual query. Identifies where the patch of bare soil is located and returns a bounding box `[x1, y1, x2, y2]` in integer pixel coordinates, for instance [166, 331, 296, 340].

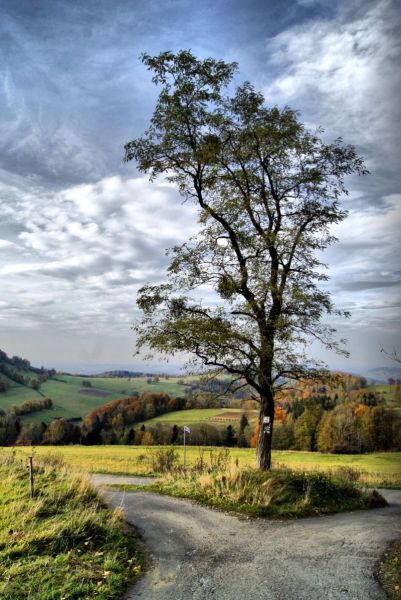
[79, 388, 111, 397]
[208, 411, 243, 421]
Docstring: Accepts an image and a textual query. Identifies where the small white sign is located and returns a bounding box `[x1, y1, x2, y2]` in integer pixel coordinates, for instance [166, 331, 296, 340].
[263, 416, 270, 424]
[183, 425, 191, 434]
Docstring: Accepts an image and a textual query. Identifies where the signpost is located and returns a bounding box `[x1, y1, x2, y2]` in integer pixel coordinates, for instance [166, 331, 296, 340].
[263, 416, 271, 435]
[183, 425, 190, 469]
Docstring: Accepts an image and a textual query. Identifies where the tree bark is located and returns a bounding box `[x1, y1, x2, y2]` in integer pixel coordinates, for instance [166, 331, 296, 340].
[256, 394, 275, 470]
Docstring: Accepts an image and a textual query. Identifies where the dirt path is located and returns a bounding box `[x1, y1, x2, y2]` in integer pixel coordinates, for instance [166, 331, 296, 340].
[92, 475, 401, 600]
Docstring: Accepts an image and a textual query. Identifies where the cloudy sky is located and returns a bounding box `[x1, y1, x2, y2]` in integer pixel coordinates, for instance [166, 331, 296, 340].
[0, 0, 400, 374]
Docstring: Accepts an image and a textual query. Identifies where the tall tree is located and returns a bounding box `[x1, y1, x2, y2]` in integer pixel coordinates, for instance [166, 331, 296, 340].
[125, 51, 367, 469]
[239, 413, 249, 435]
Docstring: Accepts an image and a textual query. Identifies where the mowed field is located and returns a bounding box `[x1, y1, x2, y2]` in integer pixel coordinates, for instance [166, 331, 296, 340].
[141, 408, 259, 431]
[11, 445, 401, 487]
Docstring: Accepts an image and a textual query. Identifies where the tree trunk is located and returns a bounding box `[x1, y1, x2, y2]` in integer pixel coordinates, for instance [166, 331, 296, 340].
[256, 395, 275, 470]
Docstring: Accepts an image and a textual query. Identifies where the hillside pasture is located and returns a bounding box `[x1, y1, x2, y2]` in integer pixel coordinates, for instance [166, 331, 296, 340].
[1, 374, 189, 424]
[0, 384, 43, 412]
[61, 374, 186, 397]
[369, 383, 400, 411]
[140, 408, 258, 431]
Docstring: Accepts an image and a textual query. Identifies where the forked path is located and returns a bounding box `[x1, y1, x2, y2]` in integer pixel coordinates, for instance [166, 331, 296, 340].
[92, 475, 401, 600]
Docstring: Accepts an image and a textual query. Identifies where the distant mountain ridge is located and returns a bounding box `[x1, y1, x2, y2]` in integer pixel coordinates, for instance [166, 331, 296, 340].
[92, 370, 147, 378]
[367, 366, 401, 382]
[0, 350, 159, 379]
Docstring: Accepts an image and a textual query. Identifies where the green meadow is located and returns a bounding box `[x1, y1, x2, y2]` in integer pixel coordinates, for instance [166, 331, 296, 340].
[0, 374, 188, 423]
[0, 385, 44, 409]
[369, 383, 401, 411]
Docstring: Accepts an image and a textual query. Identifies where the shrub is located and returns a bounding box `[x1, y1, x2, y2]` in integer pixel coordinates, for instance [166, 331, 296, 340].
[149, 447, 179, 473]
[332, 466, 361, 482]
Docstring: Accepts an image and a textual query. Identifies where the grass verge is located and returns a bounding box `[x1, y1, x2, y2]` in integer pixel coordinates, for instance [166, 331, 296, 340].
[112, 449, 387, 519]
[378, 540, 401, 600]
[0, 452, 144, 600]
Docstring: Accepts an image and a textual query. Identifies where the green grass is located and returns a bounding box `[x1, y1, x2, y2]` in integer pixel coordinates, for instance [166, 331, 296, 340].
[59, 375, 185, 398]
[0, 451, 144, 600]
[272, 450, 401, 487]
[14, 446, 401, 487]
[368, 383, 401, 411]
[0, 385, 43, 412]
[378, 539, 401, 600]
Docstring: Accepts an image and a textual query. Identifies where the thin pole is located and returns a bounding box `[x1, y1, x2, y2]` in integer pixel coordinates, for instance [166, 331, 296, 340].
[28, 455, 34, 498]
[183, 428, 186, 470]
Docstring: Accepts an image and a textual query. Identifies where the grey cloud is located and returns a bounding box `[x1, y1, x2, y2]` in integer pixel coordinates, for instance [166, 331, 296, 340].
[360, 301, 401, 310]
[38, 255, 114, 280]
[337, 240, 387, 252]
[0, 174, 198, 346]
[1, 0, 292, 188]
[264, 0, 401, 207]
[339, 280, 401, 291]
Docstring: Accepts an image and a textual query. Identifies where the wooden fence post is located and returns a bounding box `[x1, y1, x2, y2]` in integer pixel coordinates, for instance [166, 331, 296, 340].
[28, 455, 34, 498]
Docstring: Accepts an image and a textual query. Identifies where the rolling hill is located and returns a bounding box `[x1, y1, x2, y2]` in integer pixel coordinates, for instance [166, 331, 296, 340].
[0, 350, 189, 423]
[1, 349, 400, 429]
[368, 366, 401, 382]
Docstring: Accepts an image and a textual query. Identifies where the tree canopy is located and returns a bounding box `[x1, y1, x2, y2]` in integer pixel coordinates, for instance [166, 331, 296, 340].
[125, 50, 367, 468]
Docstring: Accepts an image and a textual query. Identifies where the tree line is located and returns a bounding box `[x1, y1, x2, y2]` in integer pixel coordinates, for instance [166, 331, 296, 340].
[0, 349, 56, 392]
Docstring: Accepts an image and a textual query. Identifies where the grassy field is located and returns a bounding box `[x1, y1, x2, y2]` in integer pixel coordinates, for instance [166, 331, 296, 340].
[141, 407, 258, 430]
[0, 453, 144, 600]
[0, 374, 189, 424]
[369, 383, 401, 412]
[12, 446, 401, 487]
[0, 385, 43, 410]
[59, 374, 186, 397]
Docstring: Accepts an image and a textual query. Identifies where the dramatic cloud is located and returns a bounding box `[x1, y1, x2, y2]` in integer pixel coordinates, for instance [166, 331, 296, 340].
[264, 0, 401, 201]
[0, 175, 197, 339]
[0, 0, 399, 372]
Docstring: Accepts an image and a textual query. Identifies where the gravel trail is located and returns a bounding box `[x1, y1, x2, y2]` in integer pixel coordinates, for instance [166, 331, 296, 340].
[92, 475, 401, 600]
